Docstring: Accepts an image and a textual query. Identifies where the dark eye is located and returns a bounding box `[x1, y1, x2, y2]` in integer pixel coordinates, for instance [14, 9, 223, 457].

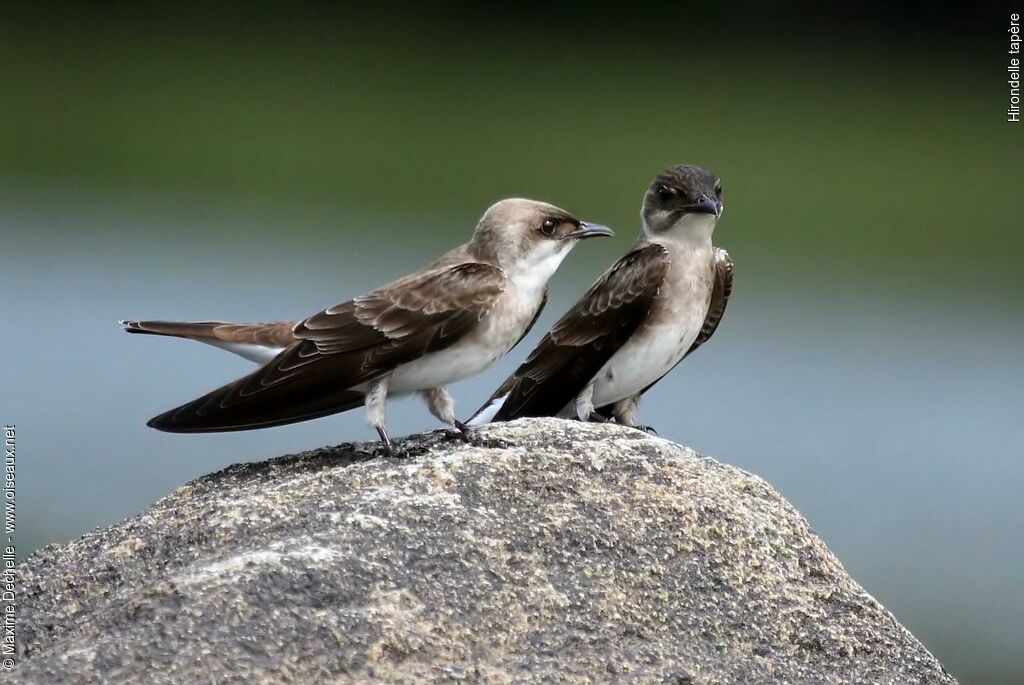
[657, 185, 676, 202]
[714, 181, 722, 198]
[540, 218, 557, 236]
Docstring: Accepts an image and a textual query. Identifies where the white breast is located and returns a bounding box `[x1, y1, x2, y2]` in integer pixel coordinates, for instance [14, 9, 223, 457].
[589, 244, 715, 408]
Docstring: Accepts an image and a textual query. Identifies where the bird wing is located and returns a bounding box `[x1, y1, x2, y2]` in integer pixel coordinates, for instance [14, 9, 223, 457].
[684, 247, 733, 357]
[148, 262, 507, 432]
[477, 244, 671, 421]
[620, 247, 734, 404]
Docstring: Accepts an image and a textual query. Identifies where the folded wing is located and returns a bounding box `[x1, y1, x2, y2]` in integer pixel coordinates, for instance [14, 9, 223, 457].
[476, 244, 671, 421]
[149, 263, 507, 432]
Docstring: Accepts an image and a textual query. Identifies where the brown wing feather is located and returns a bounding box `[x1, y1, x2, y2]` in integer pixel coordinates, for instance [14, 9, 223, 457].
[149, 263, 507, 432]
[479, 244, 671, 421]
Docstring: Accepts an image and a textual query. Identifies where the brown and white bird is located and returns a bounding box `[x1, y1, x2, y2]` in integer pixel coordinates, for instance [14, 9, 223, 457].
[469, 165, 732, 431]
[122, 199, 613, 452]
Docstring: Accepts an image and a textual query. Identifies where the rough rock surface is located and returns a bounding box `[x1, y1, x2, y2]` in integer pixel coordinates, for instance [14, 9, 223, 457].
[18, 419, 955, 684]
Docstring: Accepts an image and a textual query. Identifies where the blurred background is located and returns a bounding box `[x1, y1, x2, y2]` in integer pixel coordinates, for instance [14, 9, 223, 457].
[2, 3, 1021, 682]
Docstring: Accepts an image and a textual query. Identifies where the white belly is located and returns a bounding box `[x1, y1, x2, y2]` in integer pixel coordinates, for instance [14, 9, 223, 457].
[590, 244, 715, 408]
[388, 340, 504, 394]
[388, 284, 542, 395]
[590, 311, 704, 407]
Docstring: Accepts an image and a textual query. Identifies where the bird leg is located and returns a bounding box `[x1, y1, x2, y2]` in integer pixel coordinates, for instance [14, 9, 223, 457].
[610, 395, 656, 434]
[420, 387, 508, 448]
[375, 425, 394, 455]
[365, 377, 394, 456]
[422, 387, 477, 444]
[611, 394, 658, 434]
[574, 384, 596, 422]
[420, 387, 468, 441]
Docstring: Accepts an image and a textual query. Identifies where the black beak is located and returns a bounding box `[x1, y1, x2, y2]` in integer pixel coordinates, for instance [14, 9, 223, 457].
[686, 194, 723, 217]
[568, 221, 615, 239]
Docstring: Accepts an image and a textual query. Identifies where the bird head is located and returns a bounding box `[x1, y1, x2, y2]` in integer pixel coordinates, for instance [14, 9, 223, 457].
[641, 165, 723, 244]
[471, 198, 613, 282]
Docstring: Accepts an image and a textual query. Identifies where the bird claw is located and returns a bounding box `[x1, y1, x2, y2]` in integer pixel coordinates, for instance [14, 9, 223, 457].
[444, 422, 511, 450]
[439, 429, 468, 444]
[374, 440, 429, 459]
[374, 442, 395, 458]
[454, 420, 474, 443]
[374, 426, 420, 458]
[439, 423, 473, 445]
[586, 413, 655, 436]
[375, 426, 392, 453]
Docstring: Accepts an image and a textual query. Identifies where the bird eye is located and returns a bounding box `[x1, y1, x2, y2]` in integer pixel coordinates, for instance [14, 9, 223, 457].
[657, 185, 676, 202]
[540, 218, 557, 236]
[714, 181, 723, 198]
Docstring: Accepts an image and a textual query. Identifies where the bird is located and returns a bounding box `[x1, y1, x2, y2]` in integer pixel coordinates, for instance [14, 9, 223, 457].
[122, 198, 613, 453]
[469, 165, 732, 432]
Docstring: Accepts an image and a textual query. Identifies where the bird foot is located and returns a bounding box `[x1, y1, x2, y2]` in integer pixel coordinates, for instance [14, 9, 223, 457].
[373, 440, 430, 459]
[443, 421, 511, 450]
[438, 422, 472, 445]
[633, 424, 659, 436]
[372, 439, 398, 458]
[373, 426, 428, 458]
[374, 426, 395, 456]
[581, 412, 655, 435]
[439, 429, 467, 444]
[454, 420, 474, 443]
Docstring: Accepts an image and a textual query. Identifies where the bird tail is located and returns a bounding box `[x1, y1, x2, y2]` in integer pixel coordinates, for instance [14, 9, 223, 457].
[120, 319, 294, 345]
[121, 319, 298, 364]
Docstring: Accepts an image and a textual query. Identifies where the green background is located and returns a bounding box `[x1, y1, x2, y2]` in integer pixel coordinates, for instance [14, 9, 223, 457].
[3, 5, 1021, 683]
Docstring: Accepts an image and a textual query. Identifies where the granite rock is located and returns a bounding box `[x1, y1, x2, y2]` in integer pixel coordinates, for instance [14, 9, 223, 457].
[17, 418, 956, 684]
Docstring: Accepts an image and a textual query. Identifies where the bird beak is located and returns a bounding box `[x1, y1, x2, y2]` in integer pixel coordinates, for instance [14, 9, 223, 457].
[687, 194, 723, 217]
[568, 221, 615, 240]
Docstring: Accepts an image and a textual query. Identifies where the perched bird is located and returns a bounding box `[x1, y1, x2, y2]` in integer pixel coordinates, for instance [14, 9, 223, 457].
[469, 165, 732, 431]
[123, 199, 613, 452]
